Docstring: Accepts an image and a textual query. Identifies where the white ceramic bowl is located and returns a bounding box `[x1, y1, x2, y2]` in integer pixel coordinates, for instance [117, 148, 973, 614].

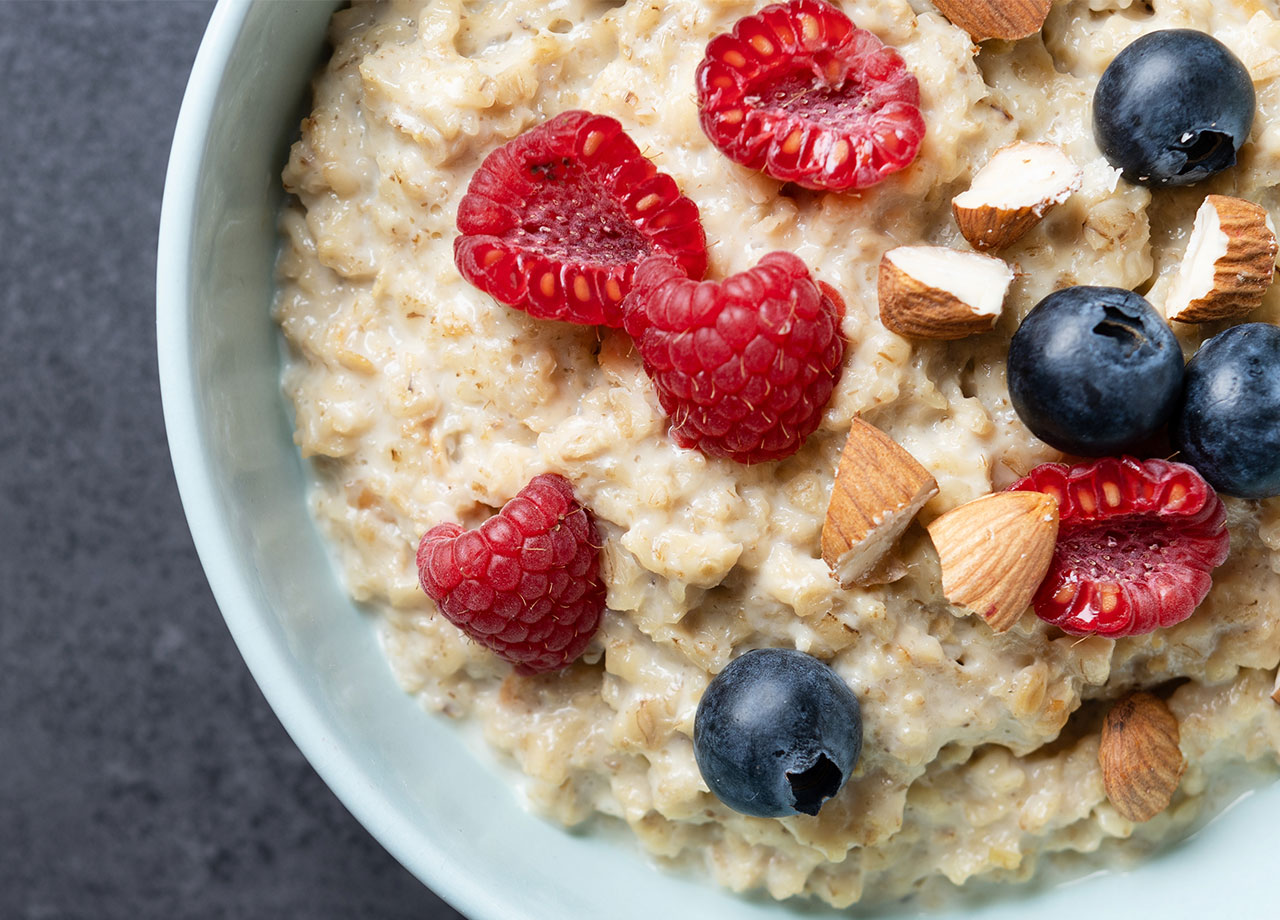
[157, 1, 1280, 916]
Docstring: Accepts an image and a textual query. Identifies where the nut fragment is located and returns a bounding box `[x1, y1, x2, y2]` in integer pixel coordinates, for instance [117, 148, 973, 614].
[953, 142, 1083, 252]
[878, 246, 1015, 340]
[1099, 692, 1185, 823]
[1164, 195, 1278, 323]
[854, 552, 909, 588]
[926, 490, 1059, 632]
[822, 419, 938, 588]
[931, 0, 1053, 42]
[1272, 669, 1280, 705]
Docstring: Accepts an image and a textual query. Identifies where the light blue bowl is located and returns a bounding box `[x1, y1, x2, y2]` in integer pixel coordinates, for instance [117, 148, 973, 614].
[157, 1, 1279, 916]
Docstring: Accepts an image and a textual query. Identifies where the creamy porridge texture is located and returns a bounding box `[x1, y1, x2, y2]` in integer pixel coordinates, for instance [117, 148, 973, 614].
[276, 0, 1280, 906]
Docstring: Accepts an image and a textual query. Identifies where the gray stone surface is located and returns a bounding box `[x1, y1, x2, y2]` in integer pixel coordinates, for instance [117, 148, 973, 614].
[0, 3, 466, 917]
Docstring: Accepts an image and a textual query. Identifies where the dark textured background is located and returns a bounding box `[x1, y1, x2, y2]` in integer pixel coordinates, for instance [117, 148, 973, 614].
[0, 3, 465, 917]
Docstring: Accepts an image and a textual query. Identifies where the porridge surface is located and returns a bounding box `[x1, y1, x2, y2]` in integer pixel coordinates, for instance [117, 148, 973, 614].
[276, 0, 1280, 905]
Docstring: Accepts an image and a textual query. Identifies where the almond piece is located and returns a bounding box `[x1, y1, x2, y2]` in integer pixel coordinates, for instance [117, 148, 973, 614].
[926, 490, 1059, 632]
[1164, 195, 1278, 323]
[1099, 691, 1185, 823]
[1271, 668, 1280, 705]
[953, 142, 1083, 252]
[822, 418, 939, 588]
[879, 246, 1015, 340]
[855, 552, 909, 588]
[932, 0, 1053, 42]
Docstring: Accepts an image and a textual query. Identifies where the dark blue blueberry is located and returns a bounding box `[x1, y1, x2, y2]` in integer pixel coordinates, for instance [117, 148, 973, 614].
[693, 648, 861, 818]
[1007, 286, 1184, 456]
[1173, 323, 1280, 498]
[1093, 29, 1255, 187]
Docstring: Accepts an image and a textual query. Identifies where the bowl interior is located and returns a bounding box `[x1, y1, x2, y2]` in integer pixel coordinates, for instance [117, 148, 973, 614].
[157, 1, 1280, 917]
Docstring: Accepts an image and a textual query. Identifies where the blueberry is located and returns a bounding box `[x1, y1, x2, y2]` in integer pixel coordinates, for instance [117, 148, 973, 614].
[1093, 29, 1254, 187]
[693, 648, 862, 818]
[1007, 286, 1184, 456]
[1173, 323, 1280, 498]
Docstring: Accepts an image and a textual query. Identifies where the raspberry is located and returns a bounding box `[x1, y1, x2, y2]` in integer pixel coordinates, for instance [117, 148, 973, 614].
[623, 252, 845, 465]
[696, 0, 925, 191]
[454, 111, 708, 327]
[1010, 457, 1230, 637]
[416, 473, 606, 674]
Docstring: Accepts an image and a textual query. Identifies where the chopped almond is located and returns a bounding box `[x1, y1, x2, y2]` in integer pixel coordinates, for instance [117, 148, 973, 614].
[879, 245, 1015, 340]
[1164, 195, 1278, 323]
[953, 142, 1083, 252]
[822, 419, 938, 588]
[926, 490, 1059, 632]
[931, 0, 1053, 42]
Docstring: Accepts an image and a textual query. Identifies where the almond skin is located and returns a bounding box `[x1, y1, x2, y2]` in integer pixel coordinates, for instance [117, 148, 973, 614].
[932, 0, 1053, 42]
[1165, 195, 1278, 323]
[955, 200, 1047, 254]
[823, 418, 938, 588]
[1099, 692, 1185, 823]
[926, 490, 1059, 632]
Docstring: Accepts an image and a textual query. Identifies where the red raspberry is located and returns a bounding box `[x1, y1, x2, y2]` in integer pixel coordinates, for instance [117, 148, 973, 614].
[416, 473, 606, 674]
[454, 111, 708, 328]
[1010, 457, 1230, 637]
[623, 252, 845, 465]
[696, 0, 925, 191]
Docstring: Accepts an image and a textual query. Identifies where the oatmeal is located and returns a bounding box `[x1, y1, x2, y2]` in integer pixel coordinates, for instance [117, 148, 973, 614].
[275, 0, 1280, 906]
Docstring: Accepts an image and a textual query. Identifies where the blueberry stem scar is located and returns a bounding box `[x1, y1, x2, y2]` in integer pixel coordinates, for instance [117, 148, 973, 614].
[787, 754, 843, 816]
[1093, 306, 1149, 354]
[1175, 130, 1234, 175]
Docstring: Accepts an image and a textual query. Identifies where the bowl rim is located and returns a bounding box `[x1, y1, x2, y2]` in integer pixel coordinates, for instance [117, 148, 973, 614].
[155, 2, 502, 917]
[155, 3, 1280, 919]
